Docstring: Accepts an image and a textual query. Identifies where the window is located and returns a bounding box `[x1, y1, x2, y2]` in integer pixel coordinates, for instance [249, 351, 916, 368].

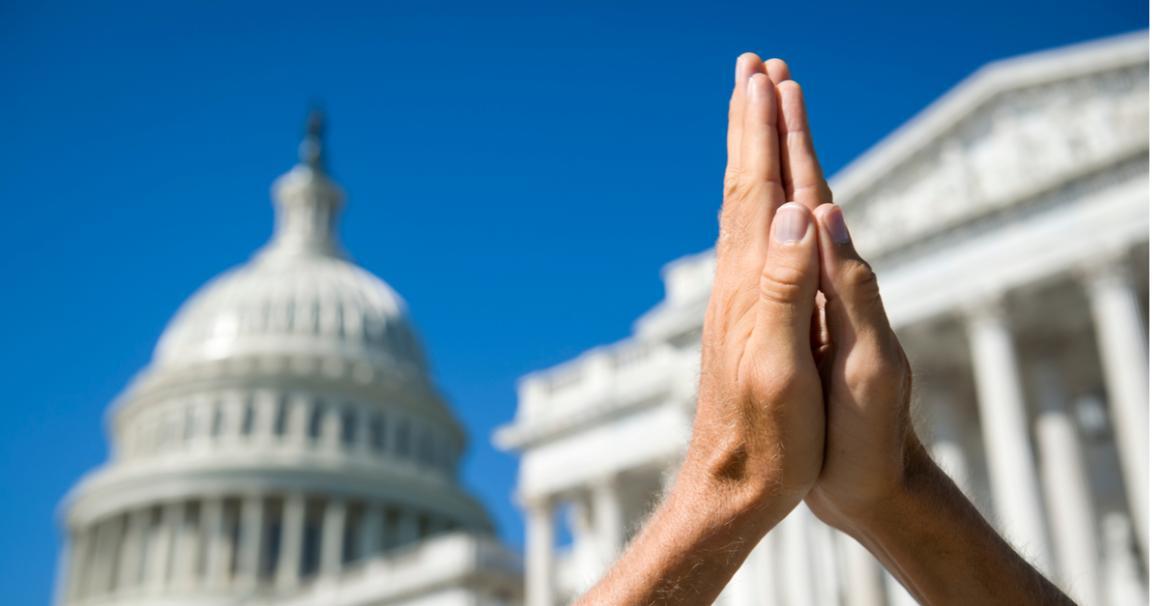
[369, 414, 385, 452]
[273, 396, 288, 437]
[418, 429, 434, 465]
[395, 418, 410, 457]
[340, 406, 357, 447]
[182, 405, 195, 443]
[210, 401, 224, 438]
[308, 401, 325, 442]
[241, 396, 255, 436]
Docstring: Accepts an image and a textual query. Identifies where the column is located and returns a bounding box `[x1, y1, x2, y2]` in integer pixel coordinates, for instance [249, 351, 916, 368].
[86, 517, 123, 596]
[358, 503, 384, 560]
[886, 574, 919, 606]
[1082, 258, 1148, 555]
[592, 475, 624, 565]
[525, 497, 556, 606]
[777, 503, 815, 605]
[1032, 359, 1102, 606]
[223, 392, 246, 441]
[809, 517, 840, 606]
[191, 396, 216, 451]
[838, 533, 885, 606]
[235, 495, 265, 588]
[320, 499, 347, 576]
[965, 299, 1052, 574]
[286, 394, 310, 449]
[567, 492, 601, 587]
[750, 531, 779, 606]
[321, 403, 342, 453]
[396, 508, 419, 546]
[277, 494, 306, 589]
[65, 527, 93, 602]
[117, 509, 149, 591]
[170, 504, 200, 589]
[925, 388, 973, 499]
[202, 498, 231, 588]
[355, 407, 373, 459]
[722, 530, 776, 606]
[252, 390, 278, 445]
[146, 503, 181, 591]
[1101, 512, 1148, 606]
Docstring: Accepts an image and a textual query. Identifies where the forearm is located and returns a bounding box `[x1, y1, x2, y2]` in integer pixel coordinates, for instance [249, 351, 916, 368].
[575, 471, 784, 606]
[851, 444, 1075, 605]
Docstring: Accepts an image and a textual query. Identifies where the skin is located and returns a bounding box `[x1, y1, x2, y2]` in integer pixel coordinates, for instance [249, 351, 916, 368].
[575, 53, 1076, 606]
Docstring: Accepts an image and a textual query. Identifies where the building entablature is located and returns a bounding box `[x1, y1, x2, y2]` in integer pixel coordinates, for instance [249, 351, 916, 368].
[63, 457, 492, 532]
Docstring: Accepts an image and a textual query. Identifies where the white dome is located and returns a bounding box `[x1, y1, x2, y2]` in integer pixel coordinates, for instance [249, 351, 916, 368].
[155, 253, 427, 371]
[154, 117, 429, 373]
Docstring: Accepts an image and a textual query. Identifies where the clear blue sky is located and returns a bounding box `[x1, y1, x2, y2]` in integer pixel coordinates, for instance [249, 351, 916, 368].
[0, 1, 1145, 602]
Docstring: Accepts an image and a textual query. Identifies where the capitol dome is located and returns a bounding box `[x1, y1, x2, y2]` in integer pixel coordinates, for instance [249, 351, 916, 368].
[154, 246, 427, 372]
[56, 112, 519, 606]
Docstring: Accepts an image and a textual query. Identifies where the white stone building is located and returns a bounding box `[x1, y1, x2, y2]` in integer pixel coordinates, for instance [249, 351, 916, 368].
[496, 32, 1149, 606]
[56, 114, 523, 606]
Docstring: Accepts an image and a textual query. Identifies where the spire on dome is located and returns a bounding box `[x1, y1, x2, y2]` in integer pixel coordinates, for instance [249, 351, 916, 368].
[260, 106, 347, 261]
[299, 107, 327, 171]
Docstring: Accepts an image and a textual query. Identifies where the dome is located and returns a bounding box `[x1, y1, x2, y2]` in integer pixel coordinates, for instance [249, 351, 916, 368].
[154, 112, 428, 373]
[154, 254, 427, 371]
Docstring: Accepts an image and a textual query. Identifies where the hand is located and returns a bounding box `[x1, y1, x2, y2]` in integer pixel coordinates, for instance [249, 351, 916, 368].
[673, 53, 825, 530]
[801, 202, 920, 531]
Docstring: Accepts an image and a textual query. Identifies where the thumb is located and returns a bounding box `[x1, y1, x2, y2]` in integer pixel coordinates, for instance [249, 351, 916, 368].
[753, 202, 820, 358]
[812, 203, 894, 354]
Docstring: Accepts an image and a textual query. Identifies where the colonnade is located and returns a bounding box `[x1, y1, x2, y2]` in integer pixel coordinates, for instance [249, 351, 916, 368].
[64, 494, 451, 604]
[119, 390, 458, 478]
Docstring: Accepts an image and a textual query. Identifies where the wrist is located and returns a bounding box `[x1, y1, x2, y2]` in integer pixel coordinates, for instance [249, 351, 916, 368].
[850, 437, 941, 542]
[670, 457, 798, 535]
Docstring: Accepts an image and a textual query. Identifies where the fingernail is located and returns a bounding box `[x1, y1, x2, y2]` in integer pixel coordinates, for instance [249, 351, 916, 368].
[733, 52, 760, 85]
[823, 206, 850, 244]
[736, 53, 757, 85]
[773, 203, 809, 244]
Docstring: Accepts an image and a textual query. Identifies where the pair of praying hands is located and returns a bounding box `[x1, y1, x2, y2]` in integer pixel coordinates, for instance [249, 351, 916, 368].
[576, 54, 1075, 606]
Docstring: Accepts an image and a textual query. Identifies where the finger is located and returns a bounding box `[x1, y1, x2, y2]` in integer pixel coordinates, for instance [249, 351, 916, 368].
[777, 80, 831, 210]
[764, 58, 791, 84]
[726, 53, 765, 181]
[812, 203, 894, 353]
[725, 71, 785, 267]
[753, 202, 819, 358]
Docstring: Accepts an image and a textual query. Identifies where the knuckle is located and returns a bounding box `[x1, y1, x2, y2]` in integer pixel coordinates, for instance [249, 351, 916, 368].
[759, 264, 809, 305]
[842, 259, 881, 302]
[745, 363, 800, 403]
[723, 170, 749, 201]
[845, 346, 907, 403]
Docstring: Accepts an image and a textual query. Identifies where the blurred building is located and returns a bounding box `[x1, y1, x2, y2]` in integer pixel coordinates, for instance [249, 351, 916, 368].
[56, 114, 522, 605]
[496, 32, 1148, 606]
